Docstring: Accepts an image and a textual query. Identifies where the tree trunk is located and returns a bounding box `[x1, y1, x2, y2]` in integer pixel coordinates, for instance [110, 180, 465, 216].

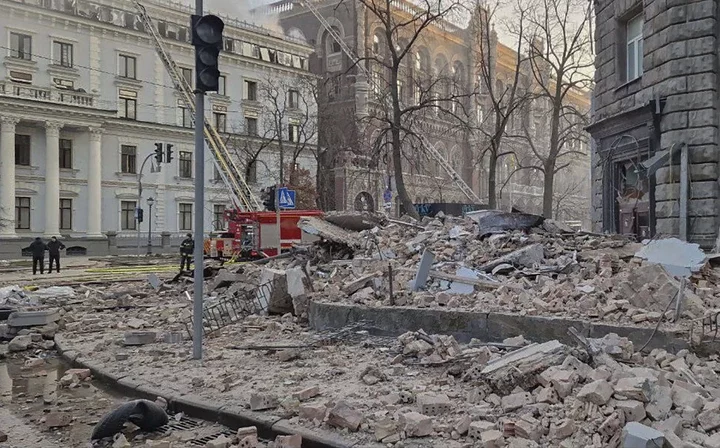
[488, 149, 497, 209]
[390, 60, 418, 219]
[543, 164, 555, 218]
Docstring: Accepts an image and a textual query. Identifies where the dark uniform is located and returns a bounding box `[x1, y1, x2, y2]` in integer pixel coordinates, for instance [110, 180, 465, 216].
[46, 237, 66, 273]
[180, 233, 194, 271]
[29, 237, 47, 275]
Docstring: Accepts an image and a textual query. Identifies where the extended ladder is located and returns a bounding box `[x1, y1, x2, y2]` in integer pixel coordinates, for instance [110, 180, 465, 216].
[133, 1, 262, 212]
[301, 1, 482, 204]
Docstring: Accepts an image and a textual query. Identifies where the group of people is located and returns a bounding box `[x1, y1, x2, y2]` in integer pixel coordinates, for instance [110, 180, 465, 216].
[29, 236, 66, 275]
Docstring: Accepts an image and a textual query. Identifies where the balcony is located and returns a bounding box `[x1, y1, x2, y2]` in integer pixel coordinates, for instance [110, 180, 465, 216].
[0, 81, 95, 108]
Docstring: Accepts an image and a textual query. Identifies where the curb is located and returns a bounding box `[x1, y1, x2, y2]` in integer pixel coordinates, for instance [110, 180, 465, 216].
[54, 337, 360, 448]
[309, 302, 692, 353]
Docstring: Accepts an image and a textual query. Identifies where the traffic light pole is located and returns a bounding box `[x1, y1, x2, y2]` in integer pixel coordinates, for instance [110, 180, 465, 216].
[192, 0, 205, 361]
[136, 152, 157, 256]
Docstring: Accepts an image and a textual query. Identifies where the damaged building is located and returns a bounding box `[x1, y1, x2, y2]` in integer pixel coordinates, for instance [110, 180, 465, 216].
[587, 0, 719, 247]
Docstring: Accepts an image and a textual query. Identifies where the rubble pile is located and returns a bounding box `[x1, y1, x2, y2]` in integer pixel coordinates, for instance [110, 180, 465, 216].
[273, 212, 720, 328]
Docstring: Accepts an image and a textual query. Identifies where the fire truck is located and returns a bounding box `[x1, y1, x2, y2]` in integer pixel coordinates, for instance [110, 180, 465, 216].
[205, 210, 323, 260]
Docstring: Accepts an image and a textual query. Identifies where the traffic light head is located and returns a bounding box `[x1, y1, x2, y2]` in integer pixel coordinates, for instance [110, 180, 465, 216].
[263, 186, 276, 211]
[165, 144, 174, 164]
[154, 142, 163, 164]
[191, 14, 224, 93]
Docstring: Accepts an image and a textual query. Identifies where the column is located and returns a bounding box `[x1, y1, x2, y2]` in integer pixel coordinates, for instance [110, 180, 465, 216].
[44, 121, 63, 237]
[0, 116, 20, 237]
[87, 127, 104, 237]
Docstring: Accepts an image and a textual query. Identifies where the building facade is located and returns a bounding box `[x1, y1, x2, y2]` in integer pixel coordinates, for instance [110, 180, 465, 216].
[0, 0, 316, 257]
[587, 0, 719, 247]
[270, 0, 590, 223]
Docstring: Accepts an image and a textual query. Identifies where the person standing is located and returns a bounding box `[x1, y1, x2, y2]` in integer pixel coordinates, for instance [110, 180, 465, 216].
[46, 236, 66, 273]
[179, 233, 194, 272]
[29, 237, 47, 275]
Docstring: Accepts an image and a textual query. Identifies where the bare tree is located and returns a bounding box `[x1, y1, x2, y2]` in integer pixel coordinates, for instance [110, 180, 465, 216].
[518, 0, 593, 217]
[470, 0, 533, 209]
[342, 0, 473, 218]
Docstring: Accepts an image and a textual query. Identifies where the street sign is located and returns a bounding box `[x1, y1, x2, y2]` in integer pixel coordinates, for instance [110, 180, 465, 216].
[278, 187, 296, 209]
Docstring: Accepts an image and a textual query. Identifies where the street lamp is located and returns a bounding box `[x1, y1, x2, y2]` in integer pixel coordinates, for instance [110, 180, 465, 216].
[146, 197, 155, 255]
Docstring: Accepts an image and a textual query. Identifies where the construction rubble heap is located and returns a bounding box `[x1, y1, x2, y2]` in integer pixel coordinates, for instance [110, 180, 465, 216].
[2, 210, 720, 448]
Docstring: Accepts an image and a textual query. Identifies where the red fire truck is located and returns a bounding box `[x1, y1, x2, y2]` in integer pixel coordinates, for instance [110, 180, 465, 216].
[205, 209, 323, 260]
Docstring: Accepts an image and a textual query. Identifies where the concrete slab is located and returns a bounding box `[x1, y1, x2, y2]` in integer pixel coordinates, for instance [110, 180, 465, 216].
[409, 249, 435, 291]
[635, 238, 705, 278]
[7, 309, 60, 328]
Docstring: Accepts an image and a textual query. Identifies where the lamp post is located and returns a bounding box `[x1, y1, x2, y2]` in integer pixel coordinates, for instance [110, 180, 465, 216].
[146, 197, 155, 255]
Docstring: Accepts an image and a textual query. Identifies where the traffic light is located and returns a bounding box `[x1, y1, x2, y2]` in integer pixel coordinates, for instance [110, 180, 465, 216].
[263, 186, 276, 211]
[191, 14, 224, 92]
[165, 144, 174, 163]
[154, 143, 163, 164]
[136, 207, 144, 223]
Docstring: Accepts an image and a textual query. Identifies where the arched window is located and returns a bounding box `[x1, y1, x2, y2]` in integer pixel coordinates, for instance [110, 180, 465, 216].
[325, 27, 342, 54]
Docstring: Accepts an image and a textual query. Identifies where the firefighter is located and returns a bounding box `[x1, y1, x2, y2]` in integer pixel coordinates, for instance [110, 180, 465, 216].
[46, 236, 66, 273]
[29, 237, 47, 275]
[179, 233, 194, 272]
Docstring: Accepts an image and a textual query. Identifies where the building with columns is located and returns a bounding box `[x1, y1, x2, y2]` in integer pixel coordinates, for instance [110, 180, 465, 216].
[0, 0, 317, 257]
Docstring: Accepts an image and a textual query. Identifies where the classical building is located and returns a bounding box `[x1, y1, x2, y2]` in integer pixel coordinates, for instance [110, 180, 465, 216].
[269, 0, 590, 223]
[0, 0, 316, 257]
[587, 0, 718, 247]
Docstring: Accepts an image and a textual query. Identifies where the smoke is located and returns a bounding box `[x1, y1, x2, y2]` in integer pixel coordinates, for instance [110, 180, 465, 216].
[184, 0, 283, 33]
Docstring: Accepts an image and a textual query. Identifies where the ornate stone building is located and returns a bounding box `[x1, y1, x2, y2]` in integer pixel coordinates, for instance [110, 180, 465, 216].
[587, 0, 718, 247]
[0, 0, 316, 257]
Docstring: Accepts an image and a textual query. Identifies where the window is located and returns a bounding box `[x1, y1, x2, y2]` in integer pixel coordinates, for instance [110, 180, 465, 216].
[626, 14, 643, 81]
[53, 41, 73, 67]
[326, 28, 342, 53]
[121, 145, 137, 174]
[245, 117, 258, 136]
[181, 67, 192, 86]
[288, 89, 299, 109]
[213, 204, 226, 231]
[10, 33, 31, 60]
[214, 113, 227, 133]
[372, 34, 381, 54]
[218, 75, 226, 96]
[119, 90, 137, 120]
[288, 123, 300, 142]
[60, 198, 72, 230]
[179, 151, 192, 178]
[15, 197, 30, 230]
[118, 54, 136, 79]
[244, 80, 257, 100]
[179, 203, 192, 231]
[15, 135, 30, 166]
[180, 107, 192, 128]
[59, 139, 72, 169]
[121, 200, 136, 230]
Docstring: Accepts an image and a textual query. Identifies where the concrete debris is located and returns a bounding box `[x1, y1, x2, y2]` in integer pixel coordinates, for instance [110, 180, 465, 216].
[7, 335, 32, 352]
[399, 411, 433, 437]
[327, 401, 363, 431]
[123, 331, 157, 346]
[622, 422, 665, 448]
[205, 435, 232, 448]
[479, 244, 545, 272]
[249, 393, 279, 411]
[398, 330, 461, 363]
[635, 237, 705, 277]
[7, 309, 60, 328]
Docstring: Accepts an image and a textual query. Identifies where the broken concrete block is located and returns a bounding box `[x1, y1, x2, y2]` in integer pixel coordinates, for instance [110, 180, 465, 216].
[375, 418, 398, 442]
[145, 440, 171, 448]
[480, 243, 544, 272]
[236, 435, 258, 448]
[501, 391, 534, 412]
[298, 403, 326, 421]
[205, 435, 232, 448]
[616, 400, 646, 422]
[704, 433, 720, 448]
[653, 416, 682, 437]
[621, 422, 665, 448]
[123, 331, 157, 346]
[410, 249, 435, 291]
[514, 415, 541, 441]
[577, 379, 613, 405]
[480, 429, 504, 448]
[417, 392, 452, 416]
[698, 408, 720, 432]
[615, 377, 651, 402]
[646, 385, 672, 421]
[286, 267, 308, 300]
[8, 335, 31, 352]
[469, 421, 496, 439]
[507, 437, 540, 448]
[400, 411, 433, 437]
[454, 415, 471, 435]
[671, 383, 704, 410]
[43, 412, 72, 428]
[273, 434, 301, 448]
[7, 309, 60, 328]
[65, 368, 91, 381]
[327, 401, 362, 431]
[292, 386, 319, 402]
[536, 387, 559, 404]
[249, 393, 279, 411]
[342, 274, 375, 295]
[257, 268, 292, 315]
[549, 419, 575, 440]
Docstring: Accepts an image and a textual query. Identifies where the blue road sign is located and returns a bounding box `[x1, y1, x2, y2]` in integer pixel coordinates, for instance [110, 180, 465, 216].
[278, 187, 296, 209]
[383, 189, 392, 203]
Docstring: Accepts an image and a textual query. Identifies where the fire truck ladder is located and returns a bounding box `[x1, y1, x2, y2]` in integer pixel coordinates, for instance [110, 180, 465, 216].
[133, 0, 262, 212]
[301, 1, 482, 204]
